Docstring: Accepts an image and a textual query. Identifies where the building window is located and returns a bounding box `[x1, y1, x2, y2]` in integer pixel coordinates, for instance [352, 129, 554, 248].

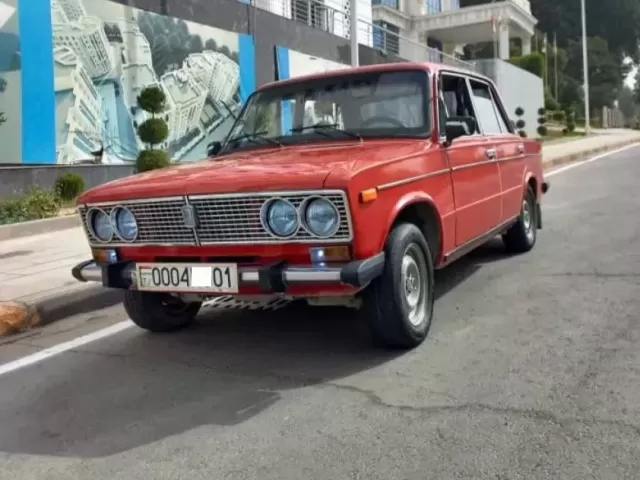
[373, 20, 400, 54]
[292, 0, 330, 32]
[372, 0, 399, 8]
[424, 0, 442, 14]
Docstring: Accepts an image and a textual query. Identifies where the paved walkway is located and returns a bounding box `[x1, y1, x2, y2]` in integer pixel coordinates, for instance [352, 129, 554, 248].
[0, 131, 639, 327]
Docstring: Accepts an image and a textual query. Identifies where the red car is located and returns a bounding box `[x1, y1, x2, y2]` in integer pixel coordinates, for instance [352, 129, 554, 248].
[72, 62, 548, 349]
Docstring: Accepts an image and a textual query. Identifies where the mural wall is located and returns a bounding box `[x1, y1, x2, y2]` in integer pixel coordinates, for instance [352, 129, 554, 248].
[276, 46, 348, 81]
[50, 0, 246, 164]
[0, 0, 21, 164]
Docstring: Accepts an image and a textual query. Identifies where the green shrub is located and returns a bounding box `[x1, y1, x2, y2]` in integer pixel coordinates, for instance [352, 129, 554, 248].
[137, 86, 166, 115]
[633, 120, 640, 130]
[137, 118, 169, 146]
[537, 107, 546, 116]
[544, 94, 559, 111]
[515, 106, 524, 117]
[562, 127, 569, 135]
[54, 173, 85, 201]
[136, 149, 170, 173]
[519, 130, 527, 138]
[552, 110, 566, 121]
[537, 125, 547, 136]
[537, 116, 546, 125]
[566, 122, 576, 132]
[515, 119, 525, 129]
[0, 187, 61, 225]
[510, 52, 545, 78]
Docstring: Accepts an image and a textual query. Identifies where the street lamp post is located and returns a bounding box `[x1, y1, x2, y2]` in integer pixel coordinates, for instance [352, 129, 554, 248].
[580, 0, 590, 134]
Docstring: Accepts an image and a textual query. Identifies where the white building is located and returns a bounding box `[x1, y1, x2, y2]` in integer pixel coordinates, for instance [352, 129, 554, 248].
[372, 0, 537, 61]
[53, 46, 103, 164]
[52, 15, 114, 78]
[116, 19, 153, 68]
[183, 50, 239, 103]
[160, 69, 208, 144]
[52, 0, 86, 22]
[121, 63, 158, 111]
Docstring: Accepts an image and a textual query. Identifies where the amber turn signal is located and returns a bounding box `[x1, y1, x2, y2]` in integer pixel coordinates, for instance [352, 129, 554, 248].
[92, 248, 118, 264]
[309, 246, 351, 263]
[359, 188, 378, 203]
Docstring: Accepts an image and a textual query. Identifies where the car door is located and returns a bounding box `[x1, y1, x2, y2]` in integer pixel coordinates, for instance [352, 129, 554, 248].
[440, 73, 502, 247]
[484, 81, 526, 221]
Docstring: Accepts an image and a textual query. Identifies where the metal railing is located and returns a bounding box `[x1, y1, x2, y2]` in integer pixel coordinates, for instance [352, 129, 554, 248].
[248, 0, 475, 71]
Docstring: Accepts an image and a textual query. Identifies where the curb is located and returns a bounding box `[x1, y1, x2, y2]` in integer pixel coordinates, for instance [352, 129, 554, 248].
[0, 284, 123, 338]
[542, 138, 640, 172]
[0, 214, 81, 242]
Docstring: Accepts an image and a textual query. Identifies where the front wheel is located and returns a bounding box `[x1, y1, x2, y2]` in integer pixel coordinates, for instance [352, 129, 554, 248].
[502, 185, 537, 253]
[362, 223, 435, 349]
[123, 290, 202, 333]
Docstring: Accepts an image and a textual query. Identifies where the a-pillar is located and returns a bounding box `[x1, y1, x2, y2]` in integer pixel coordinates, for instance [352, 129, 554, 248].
[498, 22, 510, 59]
[521, 36, 532, 55]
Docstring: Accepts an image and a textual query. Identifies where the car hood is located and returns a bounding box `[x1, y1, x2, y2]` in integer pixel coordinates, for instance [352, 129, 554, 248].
[79, 140, 431, 204]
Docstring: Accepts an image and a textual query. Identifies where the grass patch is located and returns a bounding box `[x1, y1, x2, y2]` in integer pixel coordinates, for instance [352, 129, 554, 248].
[0, 187, 79, 226]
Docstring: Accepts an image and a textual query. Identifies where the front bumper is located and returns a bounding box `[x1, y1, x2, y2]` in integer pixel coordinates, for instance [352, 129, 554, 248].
[71, 253, 386, 294]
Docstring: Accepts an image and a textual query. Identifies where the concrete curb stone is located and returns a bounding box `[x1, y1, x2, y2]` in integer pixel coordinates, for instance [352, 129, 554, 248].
[0, 214, 80, 242]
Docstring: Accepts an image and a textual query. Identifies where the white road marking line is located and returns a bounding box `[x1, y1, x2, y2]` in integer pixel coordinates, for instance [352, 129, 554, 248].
[1, 140, 639, 377]
[546, 142, 640, 177]
[0, 321, 133, 377]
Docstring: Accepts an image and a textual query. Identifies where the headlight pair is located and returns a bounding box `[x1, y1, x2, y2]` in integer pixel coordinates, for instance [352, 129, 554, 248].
[86, 206, 138, 242]
[262, 197, 340, 238]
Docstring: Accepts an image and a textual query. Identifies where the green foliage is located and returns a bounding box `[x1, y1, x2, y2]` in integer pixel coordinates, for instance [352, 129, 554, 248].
[537, 125, 548, 136]
[510, 52, 545, 78]
[518, 131, 527, 138]
[515, 119, 525, 129]
[566, 122, 575, 133]
[544, 93, 559, 111]
[633, 120, 640, 130]
[54, 173, 85, 201]
[514, 106, 524, 117]
[137, 85, 166, 116]
[552, 110, 566, 122]
[137, 118, 169, 147]
[537, 107, 546, 116]
[136, 149, 170, 173]
[537, 116, 546, 125]
[0, 187, 61, 225]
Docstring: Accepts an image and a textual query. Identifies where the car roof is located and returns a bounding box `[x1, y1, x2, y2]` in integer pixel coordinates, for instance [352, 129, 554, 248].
[256, 61, 483, 92]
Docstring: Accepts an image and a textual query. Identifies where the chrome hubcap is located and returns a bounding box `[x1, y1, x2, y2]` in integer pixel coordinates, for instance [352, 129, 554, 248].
[522, 200, 534, 241]
[401, 244, 427, 326]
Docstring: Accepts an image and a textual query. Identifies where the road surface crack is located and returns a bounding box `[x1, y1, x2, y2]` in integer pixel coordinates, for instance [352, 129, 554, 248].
[326, 382, 640, 437]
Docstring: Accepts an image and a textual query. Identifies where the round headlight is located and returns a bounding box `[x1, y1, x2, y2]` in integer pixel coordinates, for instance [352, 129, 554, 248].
[304, 197, 339, 237]
[87, 208, 113, 242]
[111, 206, 138, 242]
[264, 199, 299, 237]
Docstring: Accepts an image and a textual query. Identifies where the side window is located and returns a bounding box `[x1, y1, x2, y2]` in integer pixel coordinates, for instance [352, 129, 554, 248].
[488, 85, 513, 134]
[439, 73, 480, 135]
[468, 79, 503, 135]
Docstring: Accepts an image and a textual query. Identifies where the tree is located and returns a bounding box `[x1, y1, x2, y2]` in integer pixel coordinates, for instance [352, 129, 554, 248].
[204, 38, 218, 51]
[135, 86, 170, 172]
[189, 35, 203, 53]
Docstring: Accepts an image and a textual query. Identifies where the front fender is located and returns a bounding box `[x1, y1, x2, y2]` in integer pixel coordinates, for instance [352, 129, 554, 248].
[377, 190, 444, 261]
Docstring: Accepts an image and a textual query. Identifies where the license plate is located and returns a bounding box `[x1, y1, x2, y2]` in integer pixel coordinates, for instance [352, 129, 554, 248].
[136, 263, 239, 293]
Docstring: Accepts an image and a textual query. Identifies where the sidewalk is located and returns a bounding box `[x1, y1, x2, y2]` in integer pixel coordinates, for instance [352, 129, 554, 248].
[1, 131, 640, 335]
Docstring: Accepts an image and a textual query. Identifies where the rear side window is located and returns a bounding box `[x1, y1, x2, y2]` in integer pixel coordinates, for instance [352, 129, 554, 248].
[469, 80, 504, 134]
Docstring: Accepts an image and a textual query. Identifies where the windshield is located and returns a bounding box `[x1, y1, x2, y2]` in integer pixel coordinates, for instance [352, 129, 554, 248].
[221, 69, 430, 153]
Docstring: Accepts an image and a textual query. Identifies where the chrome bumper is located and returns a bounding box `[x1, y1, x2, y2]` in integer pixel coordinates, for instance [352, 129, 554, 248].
[71, 253, 386, 293]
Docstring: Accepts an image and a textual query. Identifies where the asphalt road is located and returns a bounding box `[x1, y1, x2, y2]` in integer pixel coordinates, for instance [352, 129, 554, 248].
[1, 146, 640, 479]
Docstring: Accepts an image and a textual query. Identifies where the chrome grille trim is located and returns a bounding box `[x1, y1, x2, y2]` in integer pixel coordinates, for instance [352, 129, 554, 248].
[79, 190, 353, 247]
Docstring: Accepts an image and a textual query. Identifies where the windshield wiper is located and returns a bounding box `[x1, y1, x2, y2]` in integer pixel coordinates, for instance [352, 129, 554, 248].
[225, 131, 282, 148]
[291, 123, 362, 141]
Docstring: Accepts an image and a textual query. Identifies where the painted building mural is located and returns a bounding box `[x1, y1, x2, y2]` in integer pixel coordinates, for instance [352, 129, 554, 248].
[0, 0, 21, 164]
[50, 0, 242, 164]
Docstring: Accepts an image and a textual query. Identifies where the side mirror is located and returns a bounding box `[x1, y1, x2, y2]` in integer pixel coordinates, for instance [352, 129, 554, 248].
[443, 116, 476, 146]
[207, 141, 222, 157]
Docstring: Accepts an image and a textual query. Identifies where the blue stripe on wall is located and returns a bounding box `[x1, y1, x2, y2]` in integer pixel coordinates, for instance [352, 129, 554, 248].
[18, 0, 56, 164]
[275, 46, 292, 135]
[238, 34, 255, 104]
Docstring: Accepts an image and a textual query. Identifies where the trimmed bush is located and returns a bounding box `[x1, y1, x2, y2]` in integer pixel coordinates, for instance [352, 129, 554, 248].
[544, 94, 559, 111]
[136, 149, 170, 173]
[515, 119, 525, 129]
[537, 116, 546, 125]
[566, 122, 576, 132]
[510, 52, 545, 78]
[54, 173, 84, 201]
[537, 107, 546, 116]
[136, 86, 166, 115]
[0, 187, 61, 225]
[552, 110, 566, 121]
[562, 127, 569, 135]
[515, 106, 524, 117]
[137, 118, 169, 146]
[537, 125, 547, 136]
[519, 130, 527, 138]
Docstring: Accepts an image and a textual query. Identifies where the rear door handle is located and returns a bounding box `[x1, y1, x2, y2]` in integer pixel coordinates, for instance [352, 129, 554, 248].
[486, 148, 496, 159]
[517, 144, 525, 154]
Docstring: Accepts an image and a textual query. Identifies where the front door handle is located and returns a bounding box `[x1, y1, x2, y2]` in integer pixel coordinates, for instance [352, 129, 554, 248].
[486, 148, 496, 159]
[517, 143, 525, 154]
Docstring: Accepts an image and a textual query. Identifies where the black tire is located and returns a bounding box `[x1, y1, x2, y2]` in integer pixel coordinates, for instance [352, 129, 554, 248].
[503, 185, 537, 253]
[123, 290, 202, 333]
[362, 223, 435, 349]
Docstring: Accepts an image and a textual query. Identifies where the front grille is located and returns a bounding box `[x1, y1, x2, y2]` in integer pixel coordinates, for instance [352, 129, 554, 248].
[79, 191, 352, 246]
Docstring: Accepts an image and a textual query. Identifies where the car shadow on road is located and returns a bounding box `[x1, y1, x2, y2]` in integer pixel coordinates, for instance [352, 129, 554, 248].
[0, 239, 512, 458]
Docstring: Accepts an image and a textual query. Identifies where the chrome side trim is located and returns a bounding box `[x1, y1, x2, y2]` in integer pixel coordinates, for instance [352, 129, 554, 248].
[451, 159, 497, 171]
[377, 168, 450, 191]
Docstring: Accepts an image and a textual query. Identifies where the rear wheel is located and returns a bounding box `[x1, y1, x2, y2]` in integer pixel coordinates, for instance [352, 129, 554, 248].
[362, 223, 435, 349]
[503, 185, 537, 253]
[123, 290, 202, 333]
